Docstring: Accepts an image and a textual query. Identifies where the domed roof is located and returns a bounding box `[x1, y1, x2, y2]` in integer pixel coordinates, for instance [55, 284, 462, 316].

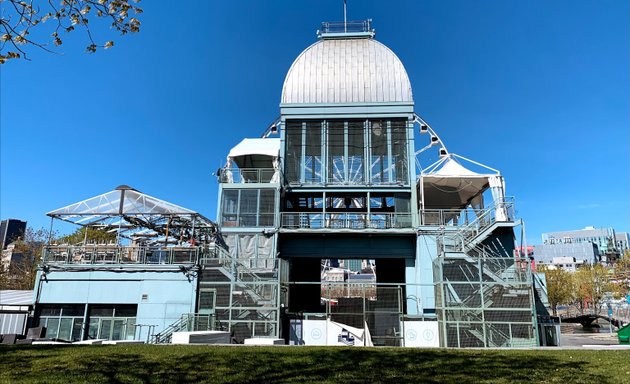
[281, 38, 413, 104]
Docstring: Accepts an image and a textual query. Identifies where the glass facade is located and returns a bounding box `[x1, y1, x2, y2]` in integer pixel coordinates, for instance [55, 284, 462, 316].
[38, 303, 137, 341]
[86, 304, 137, 341]
[38, 304, 85, 341]
[284, 118, 409, 185]
[221, 189, 276, 227]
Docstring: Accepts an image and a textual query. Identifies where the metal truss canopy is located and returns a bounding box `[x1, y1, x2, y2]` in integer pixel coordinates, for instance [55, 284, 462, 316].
[47, 185, 216, 239]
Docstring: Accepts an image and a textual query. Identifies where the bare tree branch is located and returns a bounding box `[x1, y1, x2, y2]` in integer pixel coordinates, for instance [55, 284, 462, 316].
[0, 0, 142, 63]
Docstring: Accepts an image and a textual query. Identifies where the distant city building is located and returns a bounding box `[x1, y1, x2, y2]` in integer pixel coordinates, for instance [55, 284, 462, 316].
[533, 242, 598, 266]
[545, 257, 584, 273]
[0, 219, 27, 250]
[1, 243, 28, 270]
[615, 232, 630, 255]
[541, 226, 620, 263]
[342, 259, 363, 273]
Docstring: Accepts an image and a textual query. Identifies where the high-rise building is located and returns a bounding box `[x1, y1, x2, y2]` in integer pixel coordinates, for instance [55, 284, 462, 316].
[0, 219, 27, 249]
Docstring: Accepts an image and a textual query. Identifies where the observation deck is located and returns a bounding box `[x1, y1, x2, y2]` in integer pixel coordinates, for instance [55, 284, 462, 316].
[317, 20, 375, 39]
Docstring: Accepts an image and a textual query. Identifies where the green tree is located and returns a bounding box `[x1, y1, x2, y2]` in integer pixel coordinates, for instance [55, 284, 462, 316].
[541, 267, 573, 316]
[0, 227, 52, 290]
[573, 264, 616, 315]
[1, 0, 142, 63]
[56, 226, 116, 245]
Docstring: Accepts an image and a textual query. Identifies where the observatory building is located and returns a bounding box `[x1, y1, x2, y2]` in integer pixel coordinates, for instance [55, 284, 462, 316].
[33, 20, 539, 347]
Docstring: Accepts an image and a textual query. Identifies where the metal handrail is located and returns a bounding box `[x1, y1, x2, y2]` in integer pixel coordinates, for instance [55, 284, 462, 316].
[151, 313, 216, 344]
[420, 197, 515, 227]
[320, 20, 373, 34]
[218, 168, 279, 183]
[281, 212, 413, 229]
[42, 244, 220, 265]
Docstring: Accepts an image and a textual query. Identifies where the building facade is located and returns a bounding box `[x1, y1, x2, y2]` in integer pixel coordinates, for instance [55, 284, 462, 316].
[32, 20, 539, 347]
[541, 226, 621, 264]
[215, 20, 537, 347]
[0, 219, 27, 250]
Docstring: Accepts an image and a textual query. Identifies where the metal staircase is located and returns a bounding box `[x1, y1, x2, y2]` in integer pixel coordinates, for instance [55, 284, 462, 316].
[151, 314, 216, 344]
[435, 199, 537, 348]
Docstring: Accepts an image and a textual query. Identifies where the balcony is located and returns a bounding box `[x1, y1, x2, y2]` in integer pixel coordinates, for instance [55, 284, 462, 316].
[318, 20, 375, 38]
[41, 244, 216, 265]
[218, 168, 278, 184]
[420, 198, 515, 227]
[281, 212, 412, 230]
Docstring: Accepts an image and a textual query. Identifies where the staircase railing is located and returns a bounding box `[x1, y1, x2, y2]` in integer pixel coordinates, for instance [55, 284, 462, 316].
[151, 313, 216, 344]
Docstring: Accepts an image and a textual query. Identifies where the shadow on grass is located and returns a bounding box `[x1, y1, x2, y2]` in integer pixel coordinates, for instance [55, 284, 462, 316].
[0, 345, 626, 384]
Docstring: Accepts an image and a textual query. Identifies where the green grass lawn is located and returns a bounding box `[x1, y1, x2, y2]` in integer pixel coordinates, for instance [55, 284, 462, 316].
[1, 345, 629, 384]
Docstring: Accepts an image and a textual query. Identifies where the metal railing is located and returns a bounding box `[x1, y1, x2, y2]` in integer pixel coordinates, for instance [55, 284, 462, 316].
[218, 168, 278, 183]
[281, 212, 413, 230]
[320, 20, 373, 34]
[420, 197, 515, 227]
[151, 313, 216, 344]
[42, 244, 218, 265]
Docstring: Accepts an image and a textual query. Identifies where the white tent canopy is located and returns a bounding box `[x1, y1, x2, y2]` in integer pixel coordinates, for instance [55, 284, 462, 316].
[227, 138, 280, 169]
[420, 154, 504, 212]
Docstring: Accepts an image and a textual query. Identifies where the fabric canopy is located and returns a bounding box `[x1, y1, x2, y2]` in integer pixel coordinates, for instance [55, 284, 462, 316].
[227, 138, 280, 169]
[420, 156, 499, 210]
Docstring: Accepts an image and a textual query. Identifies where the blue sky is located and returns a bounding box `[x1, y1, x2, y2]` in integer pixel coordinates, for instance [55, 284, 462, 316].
[1, 0, 628, 243]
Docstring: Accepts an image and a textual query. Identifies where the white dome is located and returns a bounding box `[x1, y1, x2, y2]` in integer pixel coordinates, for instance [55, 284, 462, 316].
[281, 38, 413, 104]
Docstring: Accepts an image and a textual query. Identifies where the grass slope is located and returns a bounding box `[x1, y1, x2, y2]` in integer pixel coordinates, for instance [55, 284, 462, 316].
[1, 345, 629, 384]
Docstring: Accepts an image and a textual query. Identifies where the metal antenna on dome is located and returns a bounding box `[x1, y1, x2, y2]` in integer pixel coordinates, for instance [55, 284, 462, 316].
[343, 0, 347, 32]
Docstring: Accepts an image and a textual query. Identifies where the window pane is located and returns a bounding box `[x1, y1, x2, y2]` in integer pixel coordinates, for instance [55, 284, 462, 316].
[112, 319, 125, 340]
[370, 120, 389, 183]
[391, 119, 408, 184]
[72, 318, 83, 341]
[305, 121, 322, 183]
[259, 189, 275, 226]
[58, 318, 72, 341]
[39, 306, 61, 317]
[285, 121, 303, 183]
[126, 318, 136, 340]
[328, 121, 345, 183]
[221, 190, 239, 226]
[89, 305, 114, 317]
[348, 120, 364, 183]
[239, 190, 258, 227]
[46, 318, 59, 339]
[60, 304, 85, 317]
[88, 320, 99, 339]
[99, 319, 112, 339]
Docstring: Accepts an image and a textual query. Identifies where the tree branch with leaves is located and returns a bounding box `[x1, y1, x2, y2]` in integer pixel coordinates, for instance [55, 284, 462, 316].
[0, 0, 142, 63]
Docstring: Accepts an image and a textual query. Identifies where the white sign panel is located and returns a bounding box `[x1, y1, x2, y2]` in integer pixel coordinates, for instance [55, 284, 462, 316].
[403, 321, 440, 347]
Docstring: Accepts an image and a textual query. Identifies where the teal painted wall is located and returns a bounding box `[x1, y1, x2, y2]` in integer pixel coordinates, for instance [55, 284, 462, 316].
[405, 235, 437, 316]
[35, 270, 196, 340]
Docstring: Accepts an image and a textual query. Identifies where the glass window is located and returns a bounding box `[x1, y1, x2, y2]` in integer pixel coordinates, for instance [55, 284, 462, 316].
[328, 121, 345, 183]
[221, 190, 239, 226]
[348, 120, 365, 183]
[46, 318, 60, 338]
[285, 121, 303, 183]
[89, 306, 114, 317]
[239, 190, 258, 227]
[305, 121, 322, 183]
[259, 190, 276, 226]
[391, 119, 408, 184]
[370, 120, 389, 184]
[58, 318, 73, 341]
[39, 306, 61, 317]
